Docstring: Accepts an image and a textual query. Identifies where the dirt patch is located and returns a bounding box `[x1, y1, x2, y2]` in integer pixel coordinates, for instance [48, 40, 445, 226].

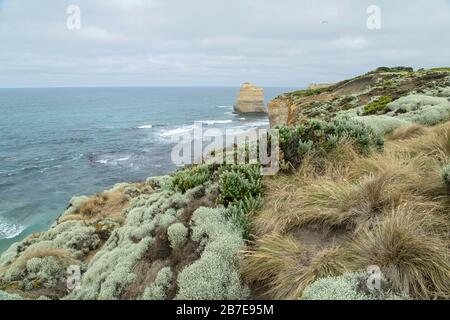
[293, 226, 347, 248]
[334, 75, 378, 96]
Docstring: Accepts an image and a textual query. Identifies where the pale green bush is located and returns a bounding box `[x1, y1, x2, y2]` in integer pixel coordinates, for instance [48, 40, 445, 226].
[387, 95, 449, 113]
[66, 236, 153, 300]
[353, 115, 410, 135]
[439, 87, 450, 98]
[62, 195, 90, 216]
[345, 95, 450, 135]
[385, 95, 450, 126]
[41, 221, 101, 257]
[157, 211, 177, 229]
[146, 175, 172, 190]
[66, 190, 189, 300]
[23, 256, 66, 290]
[167, 223, 188, 249]
[301, 272, 408, 300]
[142, 267, 173, 300]
[0, 290, 24, 300]
[175, 207, 249, 300]
[400, 104, 450, 125]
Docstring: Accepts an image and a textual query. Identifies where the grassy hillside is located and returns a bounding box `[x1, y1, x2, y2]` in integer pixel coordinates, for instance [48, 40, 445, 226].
[1, 67, 449, 300]
[247, 122, 450, 299]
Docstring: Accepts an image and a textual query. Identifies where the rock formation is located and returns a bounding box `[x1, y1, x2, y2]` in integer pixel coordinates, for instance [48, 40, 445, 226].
[234, 83, 267, 114]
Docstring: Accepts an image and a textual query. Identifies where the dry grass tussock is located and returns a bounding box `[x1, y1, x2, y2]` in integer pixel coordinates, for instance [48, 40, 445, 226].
[242, 234, 347, 299]
[245, 121, 450, 299]
[61, 189, 129, 223]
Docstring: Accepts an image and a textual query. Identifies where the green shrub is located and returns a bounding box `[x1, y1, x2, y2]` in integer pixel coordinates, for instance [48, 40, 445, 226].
[276, 118, 384, 170]
[217, 165, 262, 206]
[363, 96, 393, 115]
[442, 165, 450, 186]
[371, 66, 414, 73]
[226, 195, 262, 240]
[171, 165, 213, 193]
[167, 223, 188, 249]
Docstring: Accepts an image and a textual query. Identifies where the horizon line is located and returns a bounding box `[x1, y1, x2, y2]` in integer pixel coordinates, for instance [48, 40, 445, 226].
[0, 84, 304, 89]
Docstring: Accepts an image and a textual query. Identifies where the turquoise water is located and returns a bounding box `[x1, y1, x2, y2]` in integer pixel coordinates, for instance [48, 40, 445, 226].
[0, 87, 294, 252]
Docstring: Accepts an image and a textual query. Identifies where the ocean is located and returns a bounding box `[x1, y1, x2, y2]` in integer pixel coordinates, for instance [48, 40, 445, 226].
[0, 86, 295, 252]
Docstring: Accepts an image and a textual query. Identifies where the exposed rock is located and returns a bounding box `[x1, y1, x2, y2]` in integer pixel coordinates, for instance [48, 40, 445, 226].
[267, 98, 291, 127]
[234, 83, 267, 114]
[308, 83, 335, 90]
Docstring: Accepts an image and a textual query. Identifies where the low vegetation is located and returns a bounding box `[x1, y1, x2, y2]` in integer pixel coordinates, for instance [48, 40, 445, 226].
[246, 121, 450, 299]
[301, 272, 407, 300]
[363, 96, 393, 115]
[276, 118, 384, 170]
[1, 67, 449, 300]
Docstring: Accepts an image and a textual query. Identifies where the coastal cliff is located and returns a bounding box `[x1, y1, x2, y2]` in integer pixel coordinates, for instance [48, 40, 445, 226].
[234, 83, 267, 114]
[268, 67, 450, 127]
[1, 67, 450, 301]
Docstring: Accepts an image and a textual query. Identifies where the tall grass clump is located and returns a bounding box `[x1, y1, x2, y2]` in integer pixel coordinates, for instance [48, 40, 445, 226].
[347, 206, 450, 299]
[248, 119, 450, 299]
[243, 234, 346, 299]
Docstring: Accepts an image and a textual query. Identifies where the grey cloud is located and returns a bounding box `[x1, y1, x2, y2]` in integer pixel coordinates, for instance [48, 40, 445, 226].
[0, 0, 449, 87]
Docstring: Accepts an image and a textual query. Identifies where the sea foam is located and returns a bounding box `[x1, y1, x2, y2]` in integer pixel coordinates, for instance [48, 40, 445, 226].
[0, 218, 27, 240]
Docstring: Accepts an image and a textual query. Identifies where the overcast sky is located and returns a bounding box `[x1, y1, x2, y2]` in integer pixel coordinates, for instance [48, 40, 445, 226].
[0, 0, 449, 87]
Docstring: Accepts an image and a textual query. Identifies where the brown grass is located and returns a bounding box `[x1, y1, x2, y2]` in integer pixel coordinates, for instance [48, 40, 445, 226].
[245, 120, 450, 299]
[243, 234, 347, 299]
[387, 123, 427, 141]
[347, 206, 450, 299]
[61, 189, 129, 223]
[392, 121, 450, 163]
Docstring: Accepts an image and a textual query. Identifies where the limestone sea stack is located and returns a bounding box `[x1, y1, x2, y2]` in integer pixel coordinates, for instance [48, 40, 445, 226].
[234, 83, 267, 114]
